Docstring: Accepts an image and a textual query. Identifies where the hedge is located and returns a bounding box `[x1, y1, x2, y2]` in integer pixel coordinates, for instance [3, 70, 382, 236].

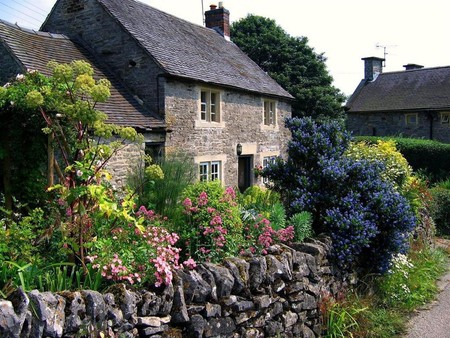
[354, 136, 450, 182]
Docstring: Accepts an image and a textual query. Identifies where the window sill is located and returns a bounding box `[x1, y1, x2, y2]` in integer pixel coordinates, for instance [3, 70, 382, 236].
[261, 123, 279, 131]
[195, 120, 226, 129]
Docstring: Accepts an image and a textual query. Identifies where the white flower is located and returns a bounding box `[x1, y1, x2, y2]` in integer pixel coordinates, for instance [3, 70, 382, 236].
[3, 82, 11, 88]
[76, 170, 83, 177]
[16, 74, 25, 81]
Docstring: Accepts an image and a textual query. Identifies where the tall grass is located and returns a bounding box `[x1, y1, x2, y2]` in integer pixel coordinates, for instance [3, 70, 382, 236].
[323, 243, 448, 337]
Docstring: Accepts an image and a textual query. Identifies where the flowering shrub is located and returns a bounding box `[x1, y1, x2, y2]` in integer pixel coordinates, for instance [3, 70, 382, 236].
[241, 215, 294, 255]
[263, 117, 417, 272]
[178, 181, 243, 262]
[86, 206, 183, 287]
[345, 140, 412, 190]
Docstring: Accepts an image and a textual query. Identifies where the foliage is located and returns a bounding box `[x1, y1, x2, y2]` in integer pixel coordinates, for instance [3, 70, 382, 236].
[0, 261, 103, 297]
[86, 206, 182, 287]
[345, 140, 412, 190]
[238, 185, 281, 214]
[0, 74, 50, 210]
[179, 181, 244, 262]
[263, 117, 417, 272]
[241, 214, 294, 255]
[0, 62, 191, 291]
[429, 183, 450, 236]
[268, 202, 286, 230]
[129, 151, 197, 221]
[0, 207, 65, 264]
[375, 245, 447, 310]
[231, 15, 345, 119]
[321, 293, 366, 338]
[323, 243, 447, 337]
[355, 136, 450, 183]
[288, 211, 313, 242]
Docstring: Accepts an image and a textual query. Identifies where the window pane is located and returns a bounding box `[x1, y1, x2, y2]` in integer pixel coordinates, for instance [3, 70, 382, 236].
[264, 101, 269, 125]
[270, 102, 275, 124]
[201, 92, 207, 120]
[210, 93, 216, 122]
[211, 161, 220, 181]
[199, 162, 208, 181]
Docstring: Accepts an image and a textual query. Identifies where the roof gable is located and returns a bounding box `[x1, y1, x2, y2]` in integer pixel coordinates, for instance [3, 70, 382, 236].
[96, 0, 293, 100]
[0, 19, 164, 130]
[346, 66, 450, 113]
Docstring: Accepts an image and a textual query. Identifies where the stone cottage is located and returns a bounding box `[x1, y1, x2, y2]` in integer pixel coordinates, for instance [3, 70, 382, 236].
[39, 0, 294, 192]
[345, 56, 450, 143]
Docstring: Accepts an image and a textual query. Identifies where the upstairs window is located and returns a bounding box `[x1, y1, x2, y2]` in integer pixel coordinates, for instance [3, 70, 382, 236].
[441, 112, 450, 125]
[199, 161, 221, 182]
[201, 90, 220, 122]
[264, 100, 276, 126]
[405, 113, 418, 126]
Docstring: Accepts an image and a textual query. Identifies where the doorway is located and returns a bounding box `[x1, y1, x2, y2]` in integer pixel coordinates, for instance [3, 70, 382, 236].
[238, 155, 253, 193]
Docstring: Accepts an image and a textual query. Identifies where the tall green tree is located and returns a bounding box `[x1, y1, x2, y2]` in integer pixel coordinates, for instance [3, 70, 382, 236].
[231, 15, 345, 119]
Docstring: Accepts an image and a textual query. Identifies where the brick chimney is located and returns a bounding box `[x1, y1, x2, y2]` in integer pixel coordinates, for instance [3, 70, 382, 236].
[403, 63, 424, 71]
[205, 3, 230, 40]
[362, 57, 384, 81]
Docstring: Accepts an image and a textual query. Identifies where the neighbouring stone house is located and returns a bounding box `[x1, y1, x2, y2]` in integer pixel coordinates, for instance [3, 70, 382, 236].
[0, 0, 293, 192]
[345, 56, 450, 143]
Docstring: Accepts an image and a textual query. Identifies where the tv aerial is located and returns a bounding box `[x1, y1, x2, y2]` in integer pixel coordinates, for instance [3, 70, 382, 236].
[375, 43, 397, 67]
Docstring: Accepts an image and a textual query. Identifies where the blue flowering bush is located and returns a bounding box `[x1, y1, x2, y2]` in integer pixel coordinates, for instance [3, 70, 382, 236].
[263, 117, 417, 272]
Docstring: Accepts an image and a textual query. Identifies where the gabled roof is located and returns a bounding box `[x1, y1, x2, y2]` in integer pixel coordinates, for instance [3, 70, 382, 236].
[346, 66, 450, 113]
[95, 0, 293, 100]
[0, 19, 164, 130]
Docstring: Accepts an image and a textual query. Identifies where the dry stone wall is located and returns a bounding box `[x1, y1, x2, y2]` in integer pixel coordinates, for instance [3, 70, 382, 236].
[0, 238, 350, 338]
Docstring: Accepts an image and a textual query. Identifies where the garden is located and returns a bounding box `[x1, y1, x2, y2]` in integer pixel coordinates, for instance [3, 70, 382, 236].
[1, 61, 449, 337]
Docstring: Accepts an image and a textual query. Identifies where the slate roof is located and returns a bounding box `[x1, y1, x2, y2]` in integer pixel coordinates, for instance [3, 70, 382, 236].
[96, 0, 293, 100]
[346, 66, 450, 113]
[0, 19, 164, 130]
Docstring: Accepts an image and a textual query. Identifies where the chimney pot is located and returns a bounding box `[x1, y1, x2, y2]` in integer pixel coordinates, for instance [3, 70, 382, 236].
[210, 4, 217, 10]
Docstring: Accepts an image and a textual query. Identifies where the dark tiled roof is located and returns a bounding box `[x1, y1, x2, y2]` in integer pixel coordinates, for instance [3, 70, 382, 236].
[0, 19, 164, 130]
[346, 66, 450, 113]
[97, 0, 293, 100]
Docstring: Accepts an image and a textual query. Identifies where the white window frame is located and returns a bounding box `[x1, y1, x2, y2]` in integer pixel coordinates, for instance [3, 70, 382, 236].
[441, 112, 450, 125]
[201, 90, 221, 123]
[262, 156, 277, 184]
[264, 100, 277, 126]
[405, 113, 418, 126]
[199, 161, 221, 182]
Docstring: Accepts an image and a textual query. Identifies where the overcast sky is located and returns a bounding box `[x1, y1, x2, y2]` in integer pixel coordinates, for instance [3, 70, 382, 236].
[1, 0, 449, 97]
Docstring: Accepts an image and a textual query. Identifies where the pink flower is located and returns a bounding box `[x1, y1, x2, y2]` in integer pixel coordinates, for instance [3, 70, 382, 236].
[183, 258, 197, 269]
[198, 191, 208, 206]
[183, 198, 193, 208]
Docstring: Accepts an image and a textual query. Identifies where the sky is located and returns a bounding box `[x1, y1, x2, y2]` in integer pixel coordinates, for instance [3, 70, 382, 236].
[1, 0, 449, 97]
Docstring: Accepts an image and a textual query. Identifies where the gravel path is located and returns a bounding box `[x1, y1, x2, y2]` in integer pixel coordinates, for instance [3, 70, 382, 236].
[404, 242, 450, 338]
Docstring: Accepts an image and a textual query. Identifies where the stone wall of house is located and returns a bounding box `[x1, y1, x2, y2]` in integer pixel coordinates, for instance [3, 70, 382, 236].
[0, 43, 22, 83]
[164, 79, 292, 187]
[41, 0, 165, 116]
[106, 142, 145, 190]
[0, 238, 350, 338]
[347, 111, 450, 143]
